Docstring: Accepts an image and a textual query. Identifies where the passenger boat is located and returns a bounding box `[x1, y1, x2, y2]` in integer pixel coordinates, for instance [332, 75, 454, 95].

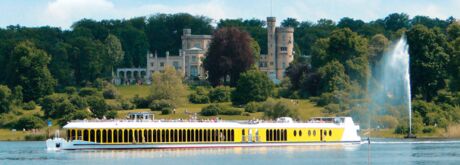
[46, 115, 362, 150]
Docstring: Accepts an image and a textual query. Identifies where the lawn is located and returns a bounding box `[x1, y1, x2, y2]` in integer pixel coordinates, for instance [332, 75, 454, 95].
[116, 85, 151, 98]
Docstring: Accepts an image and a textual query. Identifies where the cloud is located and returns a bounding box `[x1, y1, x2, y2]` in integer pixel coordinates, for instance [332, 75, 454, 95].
[43, 0, 115, 28]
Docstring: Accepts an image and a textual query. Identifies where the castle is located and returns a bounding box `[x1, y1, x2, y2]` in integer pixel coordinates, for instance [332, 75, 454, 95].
[114, 17, 294, 85]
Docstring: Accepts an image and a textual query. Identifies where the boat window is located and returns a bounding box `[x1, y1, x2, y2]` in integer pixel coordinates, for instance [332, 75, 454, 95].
[96, 129, 101, 143]
[313, 130, 316, 136]
[329, 130, 332, 136]
[293, 130, 297, 137]
[108, 129, 112, 143]
[308, 130, 311, 136]
[231, 129, 234, 141]
[324, 130, 327, 136]
[284, 129, 287, 141]
[299, 130, 302, 137]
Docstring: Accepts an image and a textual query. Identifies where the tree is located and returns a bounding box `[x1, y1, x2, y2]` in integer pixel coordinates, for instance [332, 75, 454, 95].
[369, 34, 390, 64]
[317, 61, 350, 93]
[204, 27, 255, 86]
[383, 13, 410, 31]
[6, 41, 56, 101]
[281, 18, 300, 28]
[11, 86, 23, 105]
[149, 66, 188, 106]
[407, 25, 450, 100]
[14, 116, 45, 130]
[262, 99, 298, 119]
[104, 34, 124, 77]
[87, 96, 108, 118]
[0, 85, 12, 113]
[337, 17, 365, 32]
[447, 22, 460, 41]
[209, 86, 232, 103]
[40, 94, 66, 118]
[231, 70, 274, 105]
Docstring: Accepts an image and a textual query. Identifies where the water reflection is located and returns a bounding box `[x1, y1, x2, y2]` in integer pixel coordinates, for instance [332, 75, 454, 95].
[54, 144, 360, 160]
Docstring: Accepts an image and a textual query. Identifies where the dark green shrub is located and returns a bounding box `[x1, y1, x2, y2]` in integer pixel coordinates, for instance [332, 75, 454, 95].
[14, 116, 45, 130]
[69, 95, 88, 110]
[161, 107, 172, 115]
[64, 87, 77, 95]
[209, 86, 232, 103]
[149, 100, 175, 111]
[22, 101, 36, 110]
[244, 102, 261, 113]
[263, 99, 298, 119]
[189, 93, 210, 103]
[102, 85, 119, 99]
[131, 95, 149, 108]
[0, 85, 12, 113]
[120, 99, 135, 110]
[201, 104, 221, 116]
[87, 96, 108, 118]
[79, 87, 98, 97]
[422, 126, 436, 133]
[220, 107, 242, 115]
[106, 110, 117, 119]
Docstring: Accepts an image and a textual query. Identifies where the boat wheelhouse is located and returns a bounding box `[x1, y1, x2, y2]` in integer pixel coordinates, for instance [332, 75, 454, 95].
[46, 116, 361, 150]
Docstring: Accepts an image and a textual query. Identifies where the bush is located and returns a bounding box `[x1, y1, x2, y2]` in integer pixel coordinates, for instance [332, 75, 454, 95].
[263, 99, 298, 119]
[102, 84, 119, 99]
[64, 87, 77, 95]
[69, 95, 88, 110]
[59, 110, 91, 126]
[149, 100, 175, 111]
[189, 93, 210, 104]
[120, 99, 135, 110]
[231, 70, 274, 105]
[14, 116, 45, 130]
[244, 102, 261, 113]
[131, 95, 149, 108]
[0, 85, 12, 113]
[161, 107, 172, 115]
[220, 107, 243, 115]
[106, 110, 117, 119]
[201, 104, 221, 116]
[87, 96, 108, 118]
[422, 126, 436, 133]
[24, 134, 46, 141]
[40, 94, 66, 118]
[79, 87, 99, 97]
[22, 101, 36, 110]
[324, 104, 340, 114]
[209, 86, 232, 103]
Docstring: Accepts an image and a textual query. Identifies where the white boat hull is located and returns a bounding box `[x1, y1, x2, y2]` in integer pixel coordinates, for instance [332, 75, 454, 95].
[47, 138, 362, 150]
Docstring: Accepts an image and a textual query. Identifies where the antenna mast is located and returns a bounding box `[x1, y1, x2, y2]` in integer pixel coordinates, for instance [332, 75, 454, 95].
[270, 0, 273, 16]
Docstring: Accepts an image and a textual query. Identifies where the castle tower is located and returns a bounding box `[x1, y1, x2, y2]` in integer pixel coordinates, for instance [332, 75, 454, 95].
[275, 27, 294, 79]
[267, 17, 277, 79]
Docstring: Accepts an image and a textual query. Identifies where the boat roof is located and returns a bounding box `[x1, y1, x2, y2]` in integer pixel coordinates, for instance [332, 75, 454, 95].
[63, 117, 354, 129]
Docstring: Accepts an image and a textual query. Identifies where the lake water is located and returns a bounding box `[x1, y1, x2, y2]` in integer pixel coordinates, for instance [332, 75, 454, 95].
[1, 139, 460, 165]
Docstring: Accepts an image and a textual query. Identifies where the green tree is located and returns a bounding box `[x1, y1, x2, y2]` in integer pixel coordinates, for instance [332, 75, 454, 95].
[318, 61, 350, 93]
[281, 18, 300, 28]
[209, 86, 232, 103]
[204, 27, 255, 86]
[0, 85, 12, 113]
[407, 25, 450, 100]
[383, 13, 410, 31]
[104, 34, 124, 77]
[149, 66, 188, 106]
[231, 70, 274, 105]
[262, 99, 299, 119]
[11, 86, 23, 105]
[369, 34, 390, 64]
[6, 41, 56, 101]
[87, 96, 108, 118]
[14, 116, 45, 130]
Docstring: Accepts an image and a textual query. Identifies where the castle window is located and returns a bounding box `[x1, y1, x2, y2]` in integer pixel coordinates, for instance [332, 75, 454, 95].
[151, 63, 154, 67]
[280, 47, 287, 51]
[270, 62, 274, 66]
[194, 43, 201, 49]
[160, 62, 164, 67]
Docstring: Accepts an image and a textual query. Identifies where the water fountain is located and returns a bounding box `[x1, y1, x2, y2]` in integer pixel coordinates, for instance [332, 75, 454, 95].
[370, 36, 415, 138]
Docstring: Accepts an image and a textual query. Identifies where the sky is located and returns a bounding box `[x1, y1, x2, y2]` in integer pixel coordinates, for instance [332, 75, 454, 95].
[1, 0, 460, 29]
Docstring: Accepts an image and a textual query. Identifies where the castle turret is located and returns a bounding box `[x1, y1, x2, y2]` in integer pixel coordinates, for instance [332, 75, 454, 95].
[275, 27, 294, 79]
[267, 17, 277, 79]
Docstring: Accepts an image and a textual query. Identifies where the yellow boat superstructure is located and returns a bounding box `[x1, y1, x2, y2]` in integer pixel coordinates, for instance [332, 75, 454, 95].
[46, 117, 361, 150]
